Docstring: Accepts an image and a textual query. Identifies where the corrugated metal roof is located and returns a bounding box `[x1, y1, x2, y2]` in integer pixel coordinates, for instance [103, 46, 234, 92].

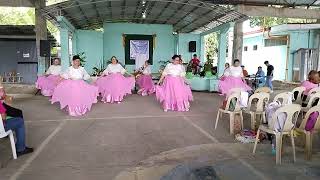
[42, 0, 247, 33]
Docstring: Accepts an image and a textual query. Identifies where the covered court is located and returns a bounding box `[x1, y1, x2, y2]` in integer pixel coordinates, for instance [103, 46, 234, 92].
[0, 92, 319, 180]
[1, 0, 320, 180]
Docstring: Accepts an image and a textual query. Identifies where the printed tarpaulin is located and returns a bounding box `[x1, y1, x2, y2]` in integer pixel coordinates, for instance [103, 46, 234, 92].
[130, 40, 149, 70]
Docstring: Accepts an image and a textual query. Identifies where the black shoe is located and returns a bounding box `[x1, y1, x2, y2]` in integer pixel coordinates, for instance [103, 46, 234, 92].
[17, 147, 34, 157]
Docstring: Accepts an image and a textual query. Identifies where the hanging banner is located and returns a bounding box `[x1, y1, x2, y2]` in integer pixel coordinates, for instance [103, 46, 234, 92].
[130, 40, 149, 70]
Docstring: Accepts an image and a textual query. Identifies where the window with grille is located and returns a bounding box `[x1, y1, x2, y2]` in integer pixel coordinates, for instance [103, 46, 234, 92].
[264, 39, 287, 47]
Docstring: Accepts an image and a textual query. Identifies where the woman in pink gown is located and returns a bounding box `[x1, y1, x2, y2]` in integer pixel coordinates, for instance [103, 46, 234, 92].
[36, 58, 62, 96]
[95, 56, 135, 103]
[218, 59, 251, 95]
[51, 55, 98, 116]
[156, 55, 193, 112]
[136, 61, 155, 96]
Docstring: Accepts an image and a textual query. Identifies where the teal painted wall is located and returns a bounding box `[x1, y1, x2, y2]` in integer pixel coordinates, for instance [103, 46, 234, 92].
[103, 23, 175, 73]
[288, 30, 319, 81]
[242, 34, 287, 80]
[177, 33, 201, 63]
[74, 30, 104, 74]
[242, 29, 320, 81]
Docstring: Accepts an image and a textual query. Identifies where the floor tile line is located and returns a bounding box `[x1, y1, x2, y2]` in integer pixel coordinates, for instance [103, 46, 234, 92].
[24, 114, 207, 123]
[181, 114, 270, 180]
[9, 120, 67, 180]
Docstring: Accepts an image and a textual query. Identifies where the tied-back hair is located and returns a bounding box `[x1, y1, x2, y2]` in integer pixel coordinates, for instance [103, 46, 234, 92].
[172, 55, 180, 60]
[52, 57, 61, 65]
[73, 55, 80, 61]
[111, 56, 119, 63]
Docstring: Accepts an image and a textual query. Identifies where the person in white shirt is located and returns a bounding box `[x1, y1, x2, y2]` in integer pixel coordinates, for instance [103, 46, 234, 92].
[51, 55, 98, 116]
[218, 59, 251, 96]
[156, 55, 193, 112]
[46, 58, 62, 76]
[136, 61, 155, 96]
[36, 58, 62, 96]
[95, 56, 135, 103]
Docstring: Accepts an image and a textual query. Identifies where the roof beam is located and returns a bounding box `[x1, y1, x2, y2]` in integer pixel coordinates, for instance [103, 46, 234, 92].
[133, 1, 141, 23]
[109, 1, 113, 19]
[172, 5, 200, 27]
[202, 0, 317, 7]
[75, 1, 90, 26]
[186, 11, 236, 33]
[164, 0, 189, 24]
[176, 9, 215, 32]
[92, 0, 103, 24]
[142, 1, 157, 24]
[151, 1, 171, 24]
[121, 0, 126, 19]
[236, 5, 320, 19]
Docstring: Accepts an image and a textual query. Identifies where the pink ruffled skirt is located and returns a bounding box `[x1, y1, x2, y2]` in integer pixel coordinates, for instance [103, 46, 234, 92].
[218, 76, 252, 95]
[51, 79, 98, 116]
[156, 76, 193, 111]
[95, 73, 135, 103]
[136, 75, 155, 96]
[36, 75, 60, 96]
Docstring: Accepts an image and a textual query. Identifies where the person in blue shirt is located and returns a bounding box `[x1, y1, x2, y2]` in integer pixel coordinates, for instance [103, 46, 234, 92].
[256, 66, 266, 87]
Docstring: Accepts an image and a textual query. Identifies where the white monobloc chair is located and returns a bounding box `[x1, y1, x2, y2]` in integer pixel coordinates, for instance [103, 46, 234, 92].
[273, 92, 292, 104]
[215, 90, 243, 134]
[303, 87, 320, 104]
[301, 92, 320, 116]
[243, 92, 270, 130]
[254, 87, 271, 94]
[0, 115, 17, 159]
[253, 104, 301, 164]
[291, 86, 306, 104]
[296, 106, 320, 160]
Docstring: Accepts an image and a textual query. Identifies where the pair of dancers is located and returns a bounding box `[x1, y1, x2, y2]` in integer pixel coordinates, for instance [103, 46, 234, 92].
[36, 55, 193, 116]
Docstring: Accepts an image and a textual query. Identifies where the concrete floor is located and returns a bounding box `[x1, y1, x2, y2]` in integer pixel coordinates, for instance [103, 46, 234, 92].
[0, 92, 319, 180]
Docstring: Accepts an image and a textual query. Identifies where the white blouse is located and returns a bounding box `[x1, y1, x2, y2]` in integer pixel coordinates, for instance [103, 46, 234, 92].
[226, 66, 243, 77]
[163, 63, 186, 77]
[46, 65, 62, 75]
[142, 66, 152, 75]
[103, 64, 126, 75]
[62, 66, 90, 80]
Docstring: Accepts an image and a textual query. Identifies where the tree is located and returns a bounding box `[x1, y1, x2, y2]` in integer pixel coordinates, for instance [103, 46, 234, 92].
[250, 17, 316, 28]
[204, 32, 218, 63]
[0, 7, 59, 40]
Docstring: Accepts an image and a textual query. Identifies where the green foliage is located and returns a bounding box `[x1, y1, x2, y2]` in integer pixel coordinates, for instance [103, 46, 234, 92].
[204, 33, 218, 64]
[249, 17, 316, 28]
[92, 59, 108, 76]
[158, 60, 171, 70]
[0, 7, 59, 42]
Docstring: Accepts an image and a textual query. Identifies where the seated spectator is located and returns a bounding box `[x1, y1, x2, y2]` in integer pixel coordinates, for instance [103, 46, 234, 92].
[241, 65, 249, 77]
[190, 54, 200, 75]
[0, 83, 23, 118]
[255, 66, 266, 87]
[200, 61, 213, 77]
[301, 70, 319, 101]
[0, 101, 33, 157]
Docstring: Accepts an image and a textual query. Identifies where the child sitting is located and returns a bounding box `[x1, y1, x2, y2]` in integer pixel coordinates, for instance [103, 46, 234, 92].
[301, 70, 319, 101]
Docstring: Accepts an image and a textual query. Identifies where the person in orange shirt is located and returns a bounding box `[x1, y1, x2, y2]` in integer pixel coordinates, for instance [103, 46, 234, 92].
[241, 65, 249, 77]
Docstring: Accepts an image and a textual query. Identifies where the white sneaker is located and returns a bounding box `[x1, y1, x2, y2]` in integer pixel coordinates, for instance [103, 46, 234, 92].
[164, 109, 168, 112]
